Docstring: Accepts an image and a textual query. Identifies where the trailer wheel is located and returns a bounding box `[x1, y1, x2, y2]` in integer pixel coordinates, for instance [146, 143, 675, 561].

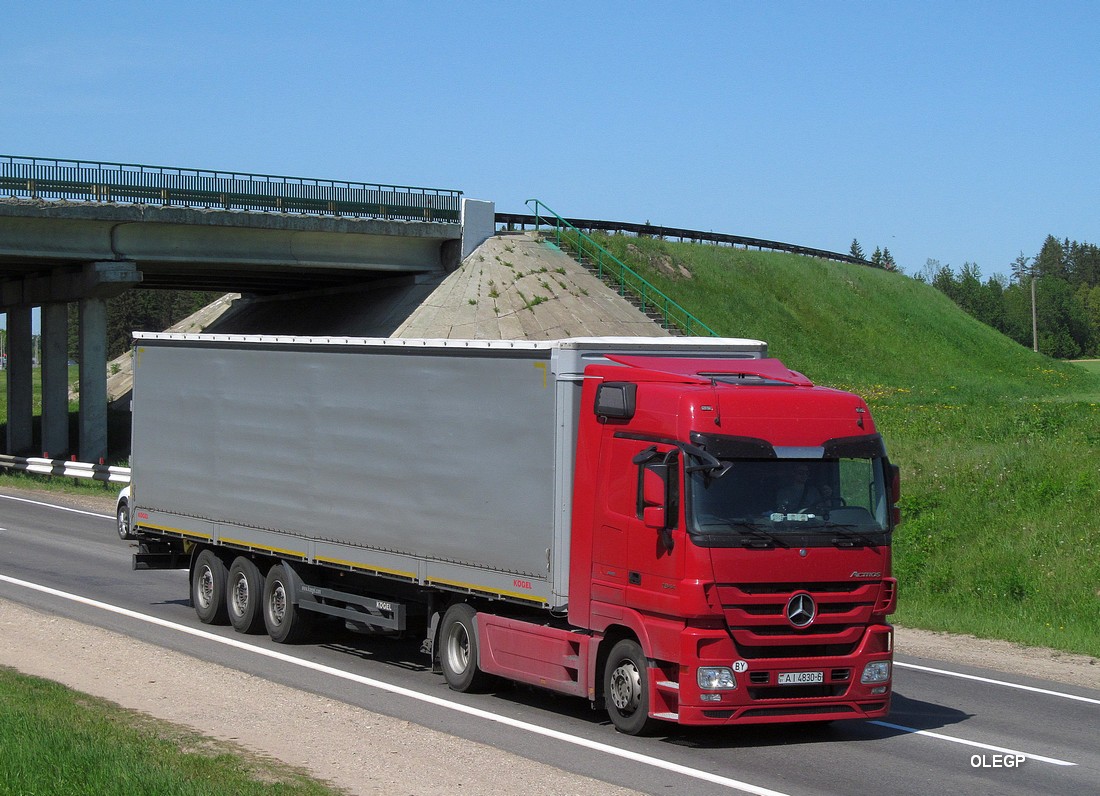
[603, 639, 656, 735]
[262, 563, 310, 643]
[227, 557, 266, 634]
[439, 603, 489, 692]
[192, 549, 229, 625]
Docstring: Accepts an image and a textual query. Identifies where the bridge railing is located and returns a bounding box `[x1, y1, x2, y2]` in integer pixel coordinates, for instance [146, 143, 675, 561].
[0, 155, 462, 223]
[497, 212, 868, 266]
[526, 200, 719, 337]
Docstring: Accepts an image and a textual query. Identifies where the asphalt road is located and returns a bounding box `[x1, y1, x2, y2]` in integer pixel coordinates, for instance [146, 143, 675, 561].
[1, 489, 1097, 796]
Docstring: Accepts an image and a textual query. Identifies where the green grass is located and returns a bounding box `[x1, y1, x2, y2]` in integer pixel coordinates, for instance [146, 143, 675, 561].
[596, 233, 1100, 657]
[0, 365, 131, 467]
[1073, 359, 1100, 376]
[0, 667, 342, 796]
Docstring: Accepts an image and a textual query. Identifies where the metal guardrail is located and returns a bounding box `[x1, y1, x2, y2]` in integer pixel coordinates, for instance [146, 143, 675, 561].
[0, 155, 462, 223]
[0, 454, 131, 485]
[525, 200, 719, 337]
[496, 212, 870, 266]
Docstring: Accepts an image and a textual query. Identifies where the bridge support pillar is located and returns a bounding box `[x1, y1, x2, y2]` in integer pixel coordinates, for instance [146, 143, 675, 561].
[78, 297, 109, 464]
[41, 302, 70, 458]
[4, 306, 34, 455]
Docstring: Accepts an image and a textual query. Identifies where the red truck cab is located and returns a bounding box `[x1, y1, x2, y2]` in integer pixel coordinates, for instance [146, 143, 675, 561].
[569, 355, 899, 734]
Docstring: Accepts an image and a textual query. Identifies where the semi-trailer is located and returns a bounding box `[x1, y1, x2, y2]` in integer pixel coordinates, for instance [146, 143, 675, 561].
[126, 333, 899, 734]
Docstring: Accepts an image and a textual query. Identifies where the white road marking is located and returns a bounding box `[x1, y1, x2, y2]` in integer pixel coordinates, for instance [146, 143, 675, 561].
[0, 493, 113, 520]
[895, 661, 1100, 706]
[870, 721, 1076, 766]
[0, 572, 790, 796]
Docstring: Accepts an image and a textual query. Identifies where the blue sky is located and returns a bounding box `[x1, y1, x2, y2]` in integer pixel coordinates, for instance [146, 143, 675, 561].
[2, 1, 1097, 284]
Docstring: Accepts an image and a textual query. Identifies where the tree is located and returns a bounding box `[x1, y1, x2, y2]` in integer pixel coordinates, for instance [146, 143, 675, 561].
[849, 239, 865, 260]
[67, 289, 220, 362]
[931, 262, 959, 300]
[870, 247, 884, 268]
[1010, 252, 1032, 285]
[914, 258, 941, 283]
[1035, 235, 1066, 279]
[881, 248, 897, 272]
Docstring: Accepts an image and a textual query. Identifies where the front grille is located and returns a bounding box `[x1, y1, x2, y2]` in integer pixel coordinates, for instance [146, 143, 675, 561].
[748, 684, 849, 700]
[715, 581, 883, 660]
[737, 643, 859, 660]
[741, 705, 851, 718]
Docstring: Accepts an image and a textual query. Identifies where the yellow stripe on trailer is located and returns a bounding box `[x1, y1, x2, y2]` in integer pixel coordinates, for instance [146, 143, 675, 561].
[315, 555, 416, 580]
[139, 522, 212, 541]
[220, 537, 306, 560]
[428, 576, 548, 606]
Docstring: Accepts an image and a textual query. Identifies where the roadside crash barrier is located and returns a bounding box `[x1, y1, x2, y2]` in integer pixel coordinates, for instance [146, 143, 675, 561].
[0, 454, 131, 485]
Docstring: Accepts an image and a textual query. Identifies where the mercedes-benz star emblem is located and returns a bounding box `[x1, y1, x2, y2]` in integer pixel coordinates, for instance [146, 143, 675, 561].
[786, 593, 817, 628]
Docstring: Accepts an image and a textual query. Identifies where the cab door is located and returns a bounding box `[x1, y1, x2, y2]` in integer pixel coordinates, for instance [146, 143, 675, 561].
[626, 442, 685, 589]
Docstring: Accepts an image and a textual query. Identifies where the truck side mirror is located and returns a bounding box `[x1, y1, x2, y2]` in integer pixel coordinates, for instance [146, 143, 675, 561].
[888, 463, 902, 527]
[642, 467, 668, 529]
[643, 505, 666, 529]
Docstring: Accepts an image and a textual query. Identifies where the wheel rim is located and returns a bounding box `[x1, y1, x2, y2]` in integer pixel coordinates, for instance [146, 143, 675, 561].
[609, 659, 642, 714]
[196, 566, 215, 610]
[269, 582, 286, 626]
[445, 623, 470, 675]
[117, 510, 128, 538]
[230, 575, 249, 617]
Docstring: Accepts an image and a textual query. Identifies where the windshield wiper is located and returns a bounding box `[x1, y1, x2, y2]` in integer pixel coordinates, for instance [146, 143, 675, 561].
[730, 521, 790, 549]
[826, 524, 882, 547]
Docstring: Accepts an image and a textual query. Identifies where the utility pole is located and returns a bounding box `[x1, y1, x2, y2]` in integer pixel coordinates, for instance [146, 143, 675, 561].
[1030, 274, 1038, 353]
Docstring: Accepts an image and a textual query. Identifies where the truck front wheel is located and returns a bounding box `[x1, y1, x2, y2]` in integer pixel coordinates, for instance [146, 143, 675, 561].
[439, 603, 489, 692]
[227, 557, 266, 634]
[192, 549, 229, 625]
[603, 639, 656, 735]
[262, 563, 310, 643]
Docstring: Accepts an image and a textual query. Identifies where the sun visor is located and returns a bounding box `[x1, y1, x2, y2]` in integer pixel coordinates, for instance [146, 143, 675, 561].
[603, 355, 813, 386]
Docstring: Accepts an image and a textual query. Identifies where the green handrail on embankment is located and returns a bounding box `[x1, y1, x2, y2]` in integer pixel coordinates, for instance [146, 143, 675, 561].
[525, 199, 718, 337]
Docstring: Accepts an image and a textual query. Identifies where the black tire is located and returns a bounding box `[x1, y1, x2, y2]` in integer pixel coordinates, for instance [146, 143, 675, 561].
[227, 557, 266, 634]
[192, 549, 229, 625]
[439, 603, 489, 692]
[116, 501, 133, 541]
[262, 563, 310, 643]
[603, 639, 656, 735]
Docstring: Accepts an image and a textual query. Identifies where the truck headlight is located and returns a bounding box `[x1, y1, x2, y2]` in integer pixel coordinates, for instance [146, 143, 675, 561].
[861, 661, 891, 684]
[697, 667, 737, 690]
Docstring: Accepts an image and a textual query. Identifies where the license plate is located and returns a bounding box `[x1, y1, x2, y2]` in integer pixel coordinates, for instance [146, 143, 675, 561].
[778, 670, 824, 685]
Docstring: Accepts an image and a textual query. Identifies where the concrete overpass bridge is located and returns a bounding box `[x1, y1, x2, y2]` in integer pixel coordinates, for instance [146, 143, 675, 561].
[0, 156, 494, 462]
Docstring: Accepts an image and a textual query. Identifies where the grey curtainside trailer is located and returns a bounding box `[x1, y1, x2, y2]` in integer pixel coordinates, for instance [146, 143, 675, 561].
[130, 333, 767, 612]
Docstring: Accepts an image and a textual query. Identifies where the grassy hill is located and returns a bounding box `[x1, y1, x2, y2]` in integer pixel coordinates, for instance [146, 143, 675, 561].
[594, 232, 1100, 657]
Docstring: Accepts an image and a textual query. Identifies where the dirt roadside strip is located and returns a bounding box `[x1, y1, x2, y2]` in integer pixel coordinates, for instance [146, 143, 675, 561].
[0, 599, 643, 796]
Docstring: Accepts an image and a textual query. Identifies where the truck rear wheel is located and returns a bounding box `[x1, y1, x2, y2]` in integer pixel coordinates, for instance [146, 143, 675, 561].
[603, 639, 656, 735]
[439, 603, 489, 692]
[262, 563, 310, 643]
[227, 557, 266, 634]
[192, 549, 229, 625]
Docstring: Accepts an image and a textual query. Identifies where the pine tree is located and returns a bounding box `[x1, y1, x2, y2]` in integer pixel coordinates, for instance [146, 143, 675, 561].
[849, 239, 865, 260]
[882, 248, 897, 272]
[871, 247, 884, 267]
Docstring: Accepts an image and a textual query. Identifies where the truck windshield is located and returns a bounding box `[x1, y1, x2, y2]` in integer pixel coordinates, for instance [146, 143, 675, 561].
[689, 457, 890, 541]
